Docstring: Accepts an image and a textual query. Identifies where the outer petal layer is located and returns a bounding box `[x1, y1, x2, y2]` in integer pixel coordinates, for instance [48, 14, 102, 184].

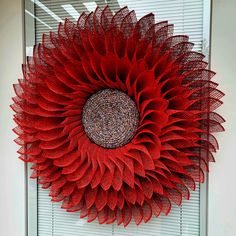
[12, 6, 224, 226]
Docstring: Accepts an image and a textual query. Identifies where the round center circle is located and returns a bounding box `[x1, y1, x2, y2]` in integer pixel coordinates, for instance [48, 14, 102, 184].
[82, 89, 139, 149]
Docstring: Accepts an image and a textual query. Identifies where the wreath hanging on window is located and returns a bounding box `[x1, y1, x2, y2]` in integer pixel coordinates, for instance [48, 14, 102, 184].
[12, 6, 224, 226]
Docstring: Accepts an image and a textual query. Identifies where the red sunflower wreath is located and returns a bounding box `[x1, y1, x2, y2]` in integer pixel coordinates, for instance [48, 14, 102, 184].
[12, 6, 224, 226]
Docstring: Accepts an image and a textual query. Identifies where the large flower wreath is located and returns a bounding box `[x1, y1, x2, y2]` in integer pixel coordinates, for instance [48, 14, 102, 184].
[12, 6, 224, 226]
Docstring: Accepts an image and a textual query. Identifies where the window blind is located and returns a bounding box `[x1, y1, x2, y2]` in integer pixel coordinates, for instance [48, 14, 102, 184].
[31, 0, 206, 235]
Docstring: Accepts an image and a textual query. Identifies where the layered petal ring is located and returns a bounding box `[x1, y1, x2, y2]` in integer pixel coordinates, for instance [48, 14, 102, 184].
[11, 6, 224, 226]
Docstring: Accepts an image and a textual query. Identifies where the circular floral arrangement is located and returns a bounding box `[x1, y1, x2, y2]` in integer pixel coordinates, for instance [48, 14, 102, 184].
[12, 6, 224, 226]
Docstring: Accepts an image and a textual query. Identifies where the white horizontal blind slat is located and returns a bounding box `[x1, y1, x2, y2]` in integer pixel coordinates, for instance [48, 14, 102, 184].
[37, 185, 53, 235]
[34, 0, 204, 235]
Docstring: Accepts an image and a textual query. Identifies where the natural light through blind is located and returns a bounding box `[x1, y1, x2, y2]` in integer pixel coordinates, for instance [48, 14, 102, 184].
[33, 0, 205, 235]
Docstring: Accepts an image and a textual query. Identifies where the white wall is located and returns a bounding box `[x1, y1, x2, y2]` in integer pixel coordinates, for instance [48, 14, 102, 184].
[0, 0, 26, 236]
[208, 0, 236, 235]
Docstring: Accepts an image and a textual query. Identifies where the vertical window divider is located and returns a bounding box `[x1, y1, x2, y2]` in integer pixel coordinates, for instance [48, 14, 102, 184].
[200, 1, 212, 236]
[25, 0, 37, 235]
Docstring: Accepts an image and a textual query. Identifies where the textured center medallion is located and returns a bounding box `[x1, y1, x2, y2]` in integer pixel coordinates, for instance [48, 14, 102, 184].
[82, 89, 139, 148]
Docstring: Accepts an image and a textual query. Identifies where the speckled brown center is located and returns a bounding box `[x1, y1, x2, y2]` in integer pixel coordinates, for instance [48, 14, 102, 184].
[82, 89, 139, 149]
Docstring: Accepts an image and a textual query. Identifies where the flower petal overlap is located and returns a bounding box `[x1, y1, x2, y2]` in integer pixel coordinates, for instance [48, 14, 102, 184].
[11, 6, 224, 226]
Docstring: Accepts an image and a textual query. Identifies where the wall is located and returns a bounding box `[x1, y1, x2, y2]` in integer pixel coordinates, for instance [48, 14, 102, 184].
[0, 0, 26, 236]
[208, 0, 236, 235]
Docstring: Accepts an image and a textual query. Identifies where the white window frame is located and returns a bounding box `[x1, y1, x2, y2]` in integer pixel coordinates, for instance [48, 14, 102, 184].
[24, 0, 212, 235]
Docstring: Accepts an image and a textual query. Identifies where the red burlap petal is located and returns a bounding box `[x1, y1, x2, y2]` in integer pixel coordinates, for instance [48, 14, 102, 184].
[12, 6, 224, 226]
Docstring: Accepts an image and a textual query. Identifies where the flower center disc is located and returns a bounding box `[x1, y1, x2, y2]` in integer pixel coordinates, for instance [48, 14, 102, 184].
[82, 89, 139, 149]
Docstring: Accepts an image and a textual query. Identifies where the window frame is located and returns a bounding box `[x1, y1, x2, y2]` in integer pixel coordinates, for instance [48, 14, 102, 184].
[24, 0, 212, 235]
